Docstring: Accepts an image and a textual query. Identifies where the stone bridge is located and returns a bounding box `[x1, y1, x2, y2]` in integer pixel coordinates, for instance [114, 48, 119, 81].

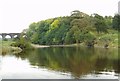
[0, 33, 26, 39]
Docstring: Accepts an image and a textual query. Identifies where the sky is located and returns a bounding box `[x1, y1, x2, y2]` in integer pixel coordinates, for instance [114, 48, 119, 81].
[0, 0, 119, 33]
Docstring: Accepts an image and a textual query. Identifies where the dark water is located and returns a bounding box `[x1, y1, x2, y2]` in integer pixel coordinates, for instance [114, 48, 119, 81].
[0, 47, 119, 79]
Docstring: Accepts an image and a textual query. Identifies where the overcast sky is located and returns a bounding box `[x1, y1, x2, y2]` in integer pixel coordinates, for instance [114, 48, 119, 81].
[0, 0, 119, 33]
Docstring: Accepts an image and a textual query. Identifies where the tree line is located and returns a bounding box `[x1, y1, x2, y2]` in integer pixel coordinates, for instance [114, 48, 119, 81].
[25, 10, 119, 47]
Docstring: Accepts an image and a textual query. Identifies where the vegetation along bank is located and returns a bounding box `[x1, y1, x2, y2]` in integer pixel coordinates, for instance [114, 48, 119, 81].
[24, 10, 119, 48]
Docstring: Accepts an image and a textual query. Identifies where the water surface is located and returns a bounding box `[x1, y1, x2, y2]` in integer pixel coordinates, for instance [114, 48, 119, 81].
[0, 47, 119, 79]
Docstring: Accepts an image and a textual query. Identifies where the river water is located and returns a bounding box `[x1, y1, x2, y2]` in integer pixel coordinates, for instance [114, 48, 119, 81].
[0, 47, 119, 79]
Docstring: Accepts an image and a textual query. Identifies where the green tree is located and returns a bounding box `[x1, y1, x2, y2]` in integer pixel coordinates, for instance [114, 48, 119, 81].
[69, 16, 90, 44]
[112, 14, 120, 31]
[94, 14, 108, 33]
[71, 10, 88, 18]
[26, 22, 37, 40]
[104, 16, 112, 29]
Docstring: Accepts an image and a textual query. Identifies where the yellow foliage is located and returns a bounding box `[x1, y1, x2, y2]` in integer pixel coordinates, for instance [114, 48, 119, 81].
[50, 19, 60, 30]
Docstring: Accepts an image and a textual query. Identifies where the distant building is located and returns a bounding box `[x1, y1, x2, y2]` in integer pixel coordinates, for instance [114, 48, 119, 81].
[118, 1, 120, 14]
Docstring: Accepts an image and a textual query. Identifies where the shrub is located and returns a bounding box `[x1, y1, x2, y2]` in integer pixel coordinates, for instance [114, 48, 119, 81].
[11, 37, 33, 50]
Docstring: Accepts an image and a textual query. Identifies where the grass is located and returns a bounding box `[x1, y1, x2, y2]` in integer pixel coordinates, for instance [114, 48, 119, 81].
[0, 40, 14, 46]
[0, 40, 22, 54]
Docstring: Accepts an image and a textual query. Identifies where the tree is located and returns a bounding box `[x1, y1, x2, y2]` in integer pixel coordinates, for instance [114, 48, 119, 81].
[26, 22, 37, 41]
[104, 16, 112, 29]
[112, 14, 120, 31]
[71, 10, 88, 18]
[93, 14, 108, 33]
[69, 16, 90, 44]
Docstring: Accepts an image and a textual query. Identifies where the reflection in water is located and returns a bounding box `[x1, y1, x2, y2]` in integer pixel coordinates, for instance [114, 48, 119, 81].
[0, 55, 72, 79]
[0, 47, 119, 79]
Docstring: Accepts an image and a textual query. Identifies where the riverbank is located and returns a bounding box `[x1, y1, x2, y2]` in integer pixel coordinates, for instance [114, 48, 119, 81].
[31, 44, 50, 48]
[0, 40, 22, 55]
[1, 46, 22, 54]
[31, 43, 118, 49]
[0, 40, 118, 55]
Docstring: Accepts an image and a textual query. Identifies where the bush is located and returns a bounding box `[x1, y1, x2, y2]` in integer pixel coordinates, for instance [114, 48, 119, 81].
[11, 37, 33, 50]
[84, 32, 96, 47]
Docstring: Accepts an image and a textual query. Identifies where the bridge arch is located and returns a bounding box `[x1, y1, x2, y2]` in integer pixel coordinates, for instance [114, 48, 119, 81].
[0, 35, 2, 39]
[5, 35, 11, 39]
[13, 35, 18, 38]
[0, 33, 27, 40]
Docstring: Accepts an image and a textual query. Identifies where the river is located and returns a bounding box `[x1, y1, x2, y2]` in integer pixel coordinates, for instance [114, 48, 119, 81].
[0, 47, 119, 79]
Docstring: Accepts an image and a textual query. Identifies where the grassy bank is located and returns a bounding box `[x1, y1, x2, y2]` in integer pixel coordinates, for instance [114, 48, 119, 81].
[0, 40, 22, 55]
